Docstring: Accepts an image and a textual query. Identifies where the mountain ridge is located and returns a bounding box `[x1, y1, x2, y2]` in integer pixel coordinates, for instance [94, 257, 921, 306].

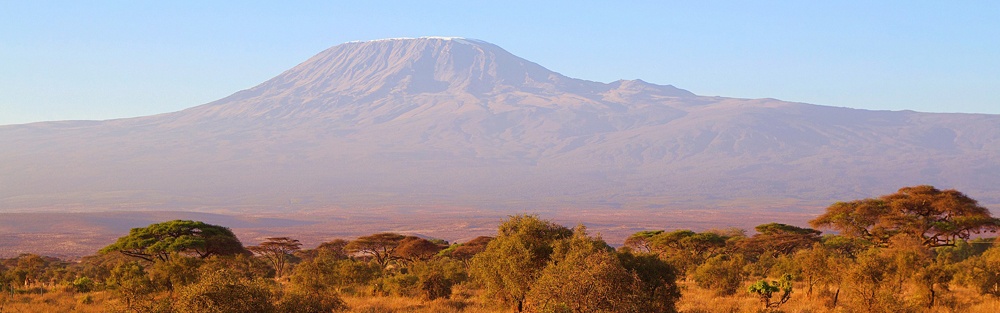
[2, 37, 999, 214]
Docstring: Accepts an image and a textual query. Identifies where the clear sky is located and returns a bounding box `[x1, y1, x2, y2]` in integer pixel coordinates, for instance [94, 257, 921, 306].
[2, 1, 998, 125]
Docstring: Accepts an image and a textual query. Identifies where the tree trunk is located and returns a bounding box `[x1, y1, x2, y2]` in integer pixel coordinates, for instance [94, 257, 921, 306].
[832, 287, 840, 307]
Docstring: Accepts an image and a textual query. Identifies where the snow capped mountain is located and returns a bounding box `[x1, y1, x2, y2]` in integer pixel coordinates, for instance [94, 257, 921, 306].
[1, 37, 999, 213]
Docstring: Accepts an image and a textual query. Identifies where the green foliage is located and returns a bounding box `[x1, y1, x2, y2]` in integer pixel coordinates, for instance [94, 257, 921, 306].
[617, 251, 681, 313]
[469, 214, 571, 311]
[200, 254, 275, 280]
[289, 255, 380, 295]
[961, 241, 1000, 296]
[71, 276, 95, 293]
[101, 220, 247, 262]
[174, 267, 275, 313]
[528, 226, 680, 313]
[748, 273, 793, 309]
[106, 262, 156, 313]
[410, 257, 467, 300]
[643, 229, 731, 275]
[692, 254, 747, 296]
[276, 286, 346, 313]
[373, 272, 419, 297]
[0, 253, 66, 288]
[623, 230, 664, 253]
[146, 253, 203, 291]
[842, 249, 915, 313]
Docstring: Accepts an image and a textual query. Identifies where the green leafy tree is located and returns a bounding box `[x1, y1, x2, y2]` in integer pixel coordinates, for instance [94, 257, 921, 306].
[101, 220, 247, 262]
[811, 186, 1000, 247]
[105, 262, 157, 313]
[469, 215, 572, 312]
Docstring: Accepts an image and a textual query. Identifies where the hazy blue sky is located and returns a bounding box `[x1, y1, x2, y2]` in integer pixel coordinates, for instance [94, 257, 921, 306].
[2, 1, 998, 125]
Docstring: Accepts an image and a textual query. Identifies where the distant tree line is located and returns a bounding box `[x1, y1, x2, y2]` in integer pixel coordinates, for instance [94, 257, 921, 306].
[1, 185, 999, 312]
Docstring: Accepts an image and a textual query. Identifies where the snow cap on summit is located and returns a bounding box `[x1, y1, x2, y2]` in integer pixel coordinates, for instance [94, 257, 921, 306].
[347, 36, 489, 45]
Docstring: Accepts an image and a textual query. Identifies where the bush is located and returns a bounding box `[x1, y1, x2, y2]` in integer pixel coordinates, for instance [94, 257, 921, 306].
[174, 268, 275, 313]
[692, 254, 747, 296]
[71, 276, 95, 293]
[276, 288, 346, 313]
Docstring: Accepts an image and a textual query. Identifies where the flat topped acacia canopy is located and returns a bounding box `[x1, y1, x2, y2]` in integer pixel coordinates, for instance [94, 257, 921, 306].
[101, 220, 246, 262]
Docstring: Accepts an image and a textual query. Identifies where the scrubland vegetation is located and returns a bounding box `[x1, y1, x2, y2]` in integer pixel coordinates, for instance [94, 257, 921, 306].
[2, 185, 1000, 312]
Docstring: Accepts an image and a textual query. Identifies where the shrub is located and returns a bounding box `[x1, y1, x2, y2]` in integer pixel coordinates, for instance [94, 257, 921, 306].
[174, 268, 275, 313]
[692, 254, 747, 296]
[72, 276, 95, 293]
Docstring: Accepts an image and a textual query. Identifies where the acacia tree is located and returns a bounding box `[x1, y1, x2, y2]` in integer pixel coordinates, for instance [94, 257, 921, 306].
[248, 237, 302, 277]
[444, 236, 493, 262]
[345, 233, 407, 268]
[624, 230, 664, 253]
[641, 229, 731, 275]
[810, 186, 1000, 247]
[101, 220, 246, 262]
[737, 223, 821, 258]
[394, 236, 444, 263]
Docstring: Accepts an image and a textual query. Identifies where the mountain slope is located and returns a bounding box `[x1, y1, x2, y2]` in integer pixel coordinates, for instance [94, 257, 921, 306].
[2, 37, 999, 213]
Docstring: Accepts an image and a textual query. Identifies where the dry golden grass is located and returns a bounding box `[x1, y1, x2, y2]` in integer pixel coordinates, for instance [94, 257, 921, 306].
[676, 279, 1000, 313]
[4, 280, 1000, 313]
[342, 285, 505, 313]
[0, 290, 108, 313]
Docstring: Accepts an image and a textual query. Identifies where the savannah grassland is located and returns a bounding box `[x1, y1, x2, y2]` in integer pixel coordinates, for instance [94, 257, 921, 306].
[4, 269, 1000, 312]
[3, 186, 1000, 312]
[4, 282, 1000, 313]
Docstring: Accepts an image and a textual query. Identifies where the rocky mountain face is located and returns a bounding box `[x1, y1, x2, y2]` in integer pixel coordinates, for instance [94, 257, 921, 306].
[2, 37, 999, 213]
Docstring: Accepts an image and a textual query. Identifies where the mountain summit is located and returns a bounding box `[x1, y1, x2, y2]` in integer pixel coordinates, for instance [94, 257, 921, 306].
[181, 37, 692, 121]
[1, 38, 999, 213]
